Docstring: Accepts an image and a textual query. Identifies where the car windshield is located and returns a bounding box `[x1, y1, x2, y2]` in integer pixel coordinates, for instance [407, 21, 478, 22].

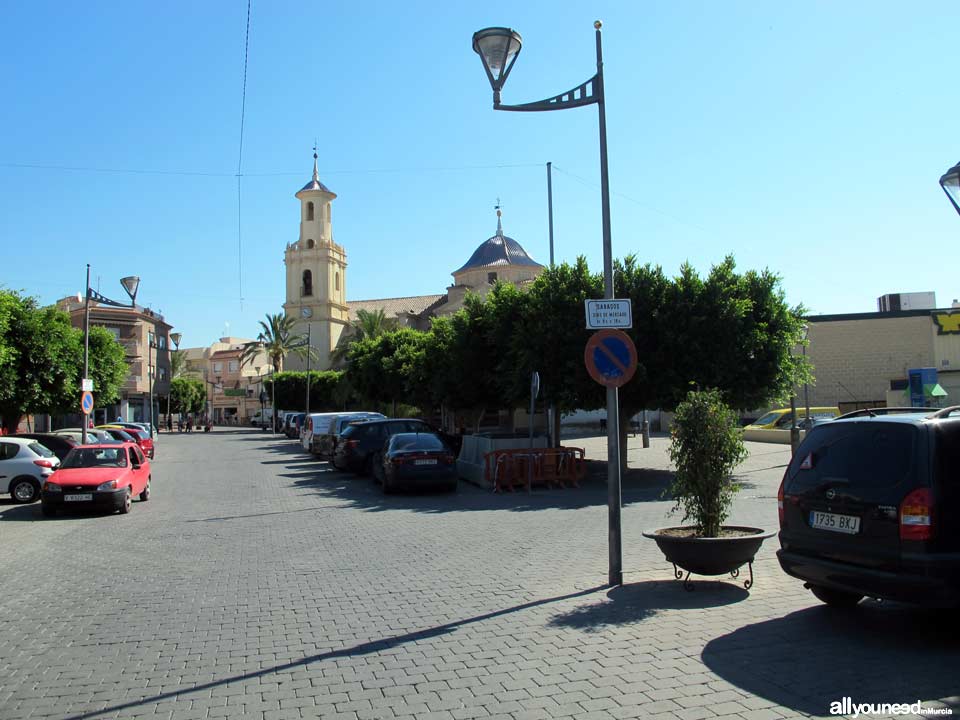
[61, 447, 128, 469]
[28, 442, 56, 458]
[389, 433, 446, 452]
[752, 412, 783, 426]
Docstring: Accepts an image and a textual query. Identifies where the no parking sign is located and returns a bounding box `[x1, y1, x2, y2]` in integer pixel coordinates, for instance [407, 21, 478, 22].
[584, 329, 638, 388]
[81, 391, 94, 415]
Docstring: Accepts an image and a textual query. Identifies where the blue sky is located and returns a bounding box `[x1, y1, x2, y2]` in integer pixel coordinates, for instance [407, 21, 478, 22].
[3, 1, 960, 346]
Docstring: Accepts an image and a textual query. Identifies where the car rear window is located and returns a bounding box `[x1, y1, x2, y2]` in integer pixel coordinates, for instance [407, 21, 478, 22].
[29, 442, 56, 458]
[389, 433, 445, 451]
[753, 412, 783, 426]
[786, 422, 917, 491]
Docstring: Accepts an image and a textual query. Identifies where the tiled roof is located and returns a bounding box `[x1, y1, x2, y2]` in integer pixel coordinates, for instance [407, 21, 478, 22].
[299, 178, 334, 194]
[347, 294, 446, 320]
[454, 232, 543, 275]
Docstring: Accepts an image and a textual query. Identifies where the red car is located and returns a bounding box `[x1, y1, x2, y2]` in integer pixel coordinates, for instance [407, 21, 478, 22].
[41, 443, 151, 516]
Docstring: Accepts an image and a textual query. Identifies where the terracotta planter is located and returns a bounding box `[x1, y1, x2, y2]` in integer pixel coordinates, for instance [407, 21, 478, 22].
[643, 526, 776, 590]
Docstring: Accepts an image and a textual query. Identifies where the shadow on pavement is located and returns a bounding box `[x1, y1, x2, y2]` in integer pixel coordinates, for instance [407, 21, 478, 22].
[61, 584, 607, 720]
[702, 603, 960, 715]
[549, 579, 748, 632]
[0, 501, 42, 521]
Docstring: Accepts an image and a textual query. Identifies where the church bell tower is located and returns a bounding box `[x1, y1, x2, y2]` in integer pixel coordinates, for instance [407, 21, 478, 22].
[283, 150, 349, 370]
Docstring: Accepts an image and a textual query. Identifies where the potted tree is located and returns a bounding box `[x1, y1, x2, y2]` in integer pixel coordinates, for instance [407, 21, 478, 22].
[643, 388, 775, 590]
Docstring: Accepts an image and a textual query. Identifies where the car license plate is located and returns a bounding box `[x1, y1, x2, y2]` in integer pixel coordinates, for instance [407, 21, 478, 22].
[64, 494, 93, 502]
[414, 459, 437, 466]
[809, 510, 860, 534]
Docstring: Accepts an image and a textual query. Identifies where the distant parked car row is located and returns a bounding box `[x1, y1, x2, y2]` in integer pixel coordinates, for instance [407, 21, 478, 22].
[265, 409, 459, 494]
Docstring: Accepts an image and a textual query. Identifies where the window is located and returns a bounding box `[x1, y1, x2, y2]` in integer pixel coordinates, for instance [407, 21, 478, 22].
[306, 238, 315, 249]
[148, 331, 155, 346]
[302, 270, 313, 297]
[214, 362, 223, 373]
[488, 272, 498, 284]
[0, 442, 19, 461]
[228, 360, 239, 373]
[335, 272, 340, 292]
[307, 201, 314, 221]
[158, 335, 167, 350]
[159, 368, 167, 381]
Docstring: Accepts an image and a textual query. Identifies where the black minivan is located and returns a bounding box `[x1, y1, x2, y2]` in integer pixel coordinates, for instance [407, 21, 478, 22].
[777, 407, 960, 608]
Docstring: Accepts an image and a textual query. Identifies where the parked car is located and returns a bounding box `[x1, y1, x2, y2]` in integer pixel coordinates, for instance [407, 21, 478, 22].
[41, 443, 151, 516]
[312, 412, 386, 459]
[283, 412, 305, 439]
[333, 418, 433, 475]
[0, 437, 60, 503]
[54, 428, 120, 445]
[97, 424, 154, 459]
[250, 408, 274, 429]
[301, 412, 339, 453]
[96, 426, 139, 444]
[375, 432, 458, 493]
[12, 432, 79, 462]
[777, 406, 960, 608]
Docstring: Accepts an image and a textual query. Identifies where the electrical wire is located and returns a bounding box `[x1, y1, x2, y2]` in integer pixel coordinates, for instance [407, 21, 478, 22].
[237, 0, 253, 311]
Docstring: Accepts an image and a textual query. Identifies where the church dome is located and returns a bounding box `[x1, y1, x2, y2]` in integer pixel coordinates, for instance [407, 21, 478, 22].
[453, 210, 542, 275]
[296, 151, 336, 197]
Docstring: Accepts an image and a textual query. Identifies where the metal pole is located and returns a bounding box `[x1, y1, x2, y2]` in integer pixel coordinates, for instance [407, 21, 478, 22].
[803, 344, 810, 427]
[271, 365, 277, 433]
[82, 264, 90, 445]
[595, 22, 622, 587]
[305, 323, 312, 416]
[790, 395, 800, 455]
[547, 161, 555, 268]
[148, 335, 154, 434]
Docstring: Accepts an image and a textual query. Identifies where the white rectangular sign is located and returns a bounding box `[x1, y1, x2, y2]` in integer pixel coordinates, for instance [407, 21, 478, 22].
[81, 378, 94, 391]
[585, 299, 633, 329]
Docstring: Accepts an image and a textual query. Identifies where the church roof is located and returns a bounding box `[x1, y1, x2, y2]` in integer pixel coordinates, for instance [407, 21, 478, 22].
[297, 151, 335, 196]
[347, 294, 447, 320]
[453, 210, 542, 275]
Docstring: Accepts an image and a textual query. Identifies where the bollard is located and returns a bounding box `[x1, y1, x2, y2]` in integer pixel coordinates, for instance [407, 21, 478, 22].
[790, 426, 801, 455]
[641, 420, 650, 449]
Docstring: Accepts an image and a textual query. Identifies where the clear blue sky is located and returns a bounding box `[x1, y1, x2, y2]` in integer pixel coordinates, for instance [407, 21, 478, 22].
[3, 1, 960, 346]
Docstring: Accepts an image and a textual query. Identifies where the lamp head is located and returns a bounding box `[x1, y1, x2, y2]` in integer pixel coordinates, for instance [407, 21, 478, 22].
[472, 27, 522, 97]
[170, 332, 182, 349]
[940, 161, 960, 218]
[120, 276, 140, 305]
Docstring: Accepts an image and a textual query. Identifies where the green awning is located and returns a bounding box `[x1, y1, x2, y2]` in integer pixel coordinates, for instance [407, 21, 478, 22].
[925, 383, 948, 398]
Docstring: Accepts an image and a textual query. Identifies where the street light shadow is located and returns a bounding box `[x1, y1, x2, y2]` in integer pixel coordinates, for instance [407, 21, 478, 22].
[60, 583, 607, 720]
[702, 603, 960, 715]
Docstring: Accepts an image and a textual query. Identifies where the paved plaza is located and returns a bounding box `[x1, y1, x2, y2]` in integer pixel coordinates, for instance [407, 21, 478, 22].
[0, 428, 957, 720]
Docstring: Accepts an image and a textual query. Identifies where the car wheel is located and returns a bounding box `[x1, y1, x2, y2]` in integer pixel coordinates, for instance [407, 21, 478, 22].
[11, 477, 40, 504]
[809, 585, 863, 608]
[119, 488, 132, 514]
[382, 467, 394, 494]
[41, 503, 56, 518]
[139, 478, 151, 502]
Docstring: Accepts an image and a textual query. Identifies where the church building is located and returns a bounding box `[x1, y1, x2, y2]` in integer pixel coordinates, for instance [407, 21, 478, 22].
[283, 153, 544, 371]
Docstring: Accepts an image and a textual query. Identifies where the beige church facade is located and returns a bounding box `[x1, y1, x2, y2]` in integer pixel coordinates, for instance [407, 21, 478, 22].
[283, 155, 544, 371]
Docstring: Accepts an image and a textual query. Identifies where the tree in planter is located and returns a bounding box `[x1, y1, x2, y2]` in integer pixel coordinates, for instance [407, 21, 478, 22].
[667, 388, 747, 538]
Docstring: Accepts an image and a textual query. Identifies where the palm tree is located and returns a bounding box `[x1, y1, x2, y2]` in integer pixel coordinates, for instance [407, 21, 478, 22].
[330, 308, 396, 365]
[240, 312, 311, 373]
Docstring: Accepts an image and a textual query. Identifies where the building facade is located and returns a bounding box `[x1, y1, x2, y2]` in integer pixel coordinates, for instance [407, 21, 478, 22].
[180, 337, 271, 424]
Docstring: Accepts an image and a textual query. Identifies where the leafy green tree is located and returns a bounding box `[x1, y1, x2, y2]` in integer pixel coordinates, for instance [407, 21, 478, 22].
[347, 328, 424, 415]
[170, 348, 187, 379]
[169, 376, 206, 415]
[331, 307, 396, 365]
[267, 370, 347, 411]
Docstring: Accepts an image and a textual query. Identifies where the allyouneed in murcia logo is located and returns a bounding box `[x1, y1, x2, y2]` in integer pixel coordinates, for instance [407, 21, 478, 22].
[830, 697, 953, 717]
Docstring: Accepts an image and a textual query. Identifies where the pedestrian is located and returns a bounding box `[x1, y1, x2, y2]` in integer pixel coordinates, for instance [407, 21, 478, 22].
[166, 415, 173, 433]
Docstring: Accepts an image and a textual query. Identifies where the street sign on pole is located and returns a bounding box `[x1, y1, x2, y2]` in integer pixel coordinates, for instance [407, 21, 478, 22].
[81, 378, 94, 392]
[585, 299, 632, 329]
[81, 391, 94, 415]
[584, 329, 638, 388]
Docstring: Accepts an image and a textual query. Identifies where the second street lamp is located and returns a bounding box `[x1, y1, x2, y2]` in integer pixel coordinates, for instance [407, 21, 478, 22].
[473, 21, 624, 586]
[939, 161, 960, 217]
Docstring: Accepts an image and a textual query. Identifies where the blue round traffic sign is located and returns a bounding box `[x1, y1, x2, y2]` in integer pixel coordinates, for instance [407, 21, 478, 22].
[584, 329, 638, 388]
[81, 391, 94, 415]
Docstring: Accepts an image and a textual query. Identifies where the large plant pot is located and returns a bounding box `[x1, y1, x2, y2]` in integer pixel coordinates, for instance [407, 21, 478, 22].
[643, 526, 775, 590]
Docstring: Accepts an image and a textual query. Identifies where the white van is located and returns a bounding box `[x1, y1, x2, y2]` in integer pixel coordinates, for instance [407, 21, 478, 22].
[301, 412, 339, 453]
[250, 408, 274, 428]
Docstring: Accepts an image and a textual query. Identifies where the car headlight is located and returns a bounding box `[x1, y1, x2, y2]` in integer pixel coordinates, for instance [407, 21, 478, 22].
[96, 480, 120, 491]
[44, 482, 62, 492]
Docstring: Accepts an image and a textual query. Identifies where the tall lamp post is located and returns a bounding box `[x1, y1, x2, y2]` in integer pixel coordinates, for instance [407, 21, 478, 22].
[166, 332, 182, 428]
[473, 21, 624, 586]
[939, 161, 960, 216]
[81, 265, 140, 445]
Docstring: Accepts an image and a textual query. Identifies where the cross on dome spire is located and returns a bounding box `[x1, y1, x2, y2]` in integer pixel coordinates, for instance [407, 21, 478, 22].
[312, 143, 319, 183]
[495, 198, 503, 235]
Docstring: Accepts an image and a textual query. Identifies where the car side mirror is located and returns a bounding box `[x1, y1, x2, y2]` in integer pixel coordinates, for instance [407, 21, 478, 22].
[131, 462, 141, 470]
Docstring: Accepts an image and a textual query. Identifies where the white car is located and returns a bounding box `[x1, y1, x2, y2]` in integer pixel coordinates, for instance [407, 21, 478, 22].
[0, 437, 61, 503]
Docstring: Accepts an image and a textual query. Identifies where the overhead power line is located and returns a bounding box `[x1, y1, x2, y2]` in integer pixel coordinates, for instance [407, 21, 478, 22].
[237, 0, 253, 311]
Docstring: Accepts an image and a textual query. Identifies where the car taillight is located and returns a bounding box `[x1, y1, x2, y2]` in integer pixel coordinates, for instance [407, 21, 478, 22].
[391, 456, 408, 465]
[442, 454, 455, 465]
[34, 459, 55, 469]
[777, 478, 785, 525]
[900, 488, 933, 541]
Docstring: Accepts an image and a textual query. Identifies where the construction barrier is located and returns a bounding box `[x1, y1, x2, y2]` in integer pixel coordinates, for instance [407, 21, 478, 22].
[483, 446, 586, 493]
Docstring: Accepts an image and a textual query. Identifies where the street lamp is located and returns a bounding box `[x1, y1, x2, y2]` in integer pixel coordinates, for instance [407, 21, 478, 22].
[801, 324, 810, 431]
[939, 161, 960, 217]
[165, 332, 181, 428]
[81, 265, 139, 444]
[473, 21, 624, 586]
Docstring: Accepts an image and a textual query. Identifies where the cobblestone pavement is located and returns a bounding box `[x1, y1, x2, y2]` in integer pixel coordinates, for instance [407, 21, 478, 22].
[1, 428, 957, 720]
